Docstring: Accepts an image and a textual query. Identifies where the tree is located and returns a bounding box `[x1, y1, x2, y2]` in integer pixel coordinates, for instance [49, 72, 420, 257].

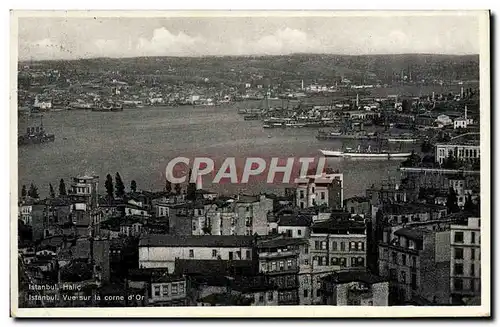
[21, 185, 27, 198]
[105, 174, 114, 199]
[28, 183, 39, 199]
[49, 183, 55, 198]
[164, 179, 172, 194]
[186, 169, 197, 201]
[174, 183, 182, 195]
[446, 187, 460, 213]
[115, 172, 125, 198]
[130, 180, 137, 193]
[59, 179, 67, 196]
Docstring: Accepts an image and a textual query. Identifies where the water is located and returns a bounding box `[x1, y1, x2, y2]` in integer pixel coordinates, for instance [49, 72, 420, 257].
[18, 104, 415, 199]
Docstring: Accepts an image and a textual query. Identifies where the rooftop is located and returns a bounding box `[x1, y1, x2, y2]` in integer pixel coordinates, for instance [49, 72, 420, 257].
[394, 227, 428, 241]
[278, 214, 312, 227]
[139, 234, 255, 248]
[322, 270, 387, 285]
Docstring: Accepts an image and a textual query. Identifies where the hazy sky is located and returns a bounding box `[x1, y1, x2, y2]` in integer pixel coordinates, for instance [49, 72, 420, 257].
[18, 14, 480, 60]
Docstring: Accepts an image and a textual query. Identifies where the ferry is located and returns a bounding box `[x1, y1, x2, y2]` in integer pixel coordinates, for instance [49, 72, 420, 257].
[320, 145, 412, 160]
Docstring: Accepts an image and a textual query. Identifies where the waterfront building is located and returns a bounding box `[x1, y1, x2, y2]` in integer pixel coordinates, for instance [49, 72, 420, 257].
[450, 217, 481, 304]
[149, 274, 188, 306]
[435, 134, 480, 165]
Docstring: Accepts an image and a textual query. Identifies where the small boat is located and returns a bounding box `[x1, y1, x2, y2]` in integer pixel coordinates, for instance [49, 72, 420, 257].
[387, 138, 418, 143]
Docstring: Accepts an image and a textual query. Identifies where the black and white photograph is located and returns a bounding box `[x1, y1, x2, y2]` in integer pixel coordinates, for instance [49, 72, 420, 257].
[10, 10, 490, 317]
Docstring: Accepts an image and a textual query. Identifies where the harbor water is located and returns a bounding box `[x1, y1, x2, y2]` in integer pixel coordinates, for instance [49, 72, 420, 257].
[17, 104, 418, 199]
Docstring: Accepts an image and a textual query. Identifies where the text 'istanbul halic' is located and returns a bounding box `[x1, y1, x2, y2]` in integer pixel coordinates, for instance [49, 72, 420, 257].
[165, 156, 330, 185]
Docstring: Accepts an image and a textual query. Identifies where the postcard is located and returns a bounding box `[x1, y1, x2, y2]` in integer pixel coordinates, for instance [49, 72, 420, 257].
[10, 10, 490, 318]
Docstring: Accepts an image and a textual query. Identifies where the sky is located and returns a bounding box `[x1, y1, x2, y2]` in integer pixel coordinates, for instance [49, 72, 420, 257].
[17, 14, 481, 60]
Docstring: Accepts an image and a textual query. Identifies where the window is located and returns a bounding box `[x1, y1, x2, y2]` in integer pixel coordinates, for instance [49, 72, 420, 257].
[279, 261, 285, 271]
[392, 252, 397, 264]
[351, 257, 356, 266]
[178, 283, 185, 294]
[304, 247, 309, 254]
[349, 242, 356, 251]
[315, 241, 320, 250]
[455, 263, 464, 275]
[287, 259, 292, 269]
[321, 192, 325, 200]
[304, 259, 309, 265]
[189, 249, 194, 258]
[455, 248, 464, 260]
[470, 263, 475, 277]
[471, 232, 476, 244]
[321, 241, 327, 250]
[298, 229, 302, 236]
[162, 285, 169, 297]
[212, 250, 217, 258]
[411, 273, 417, 290]
[271, 262, 277, 271]
[259, 293, 264, 302]
[246, 207, 250, 212]
[357, 257, 365, 267]
[332, 242, 337, 251]
[246, 250, 251, 259]
[340, 258, 346, 267]
[311, 187, 315, 193]
[171, 283, 178, 295]
[236, 250, 241, 259]
[229, 252, 233, 260]
[470, 249, 475, 260]
[303, 289, 308, 298]
[402, 254, 407, 266]
[331, 257, 339, 266]
[198, 209, 202, 215]
[154, 285, 161, 297]
[268, 292, 274, 301]
[358, 242, 364, 251]
[340, 242, 345, 251]
[454, 278, 463, 291]
[300, 190, 304, 199]
[454, 232, 464, 243]
[401, 271, 407, 284]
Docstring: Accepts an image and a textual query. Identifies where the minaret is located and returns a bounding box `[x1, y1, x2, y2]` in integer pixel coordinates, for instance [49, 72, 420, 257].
[356, 93, 359, 108]
[461, 87, 464, 98]
[465, 105, 468, 121]
[196, 173, 203, 190]
[432, 92, 435, 102]
[301, 80, 304, 91]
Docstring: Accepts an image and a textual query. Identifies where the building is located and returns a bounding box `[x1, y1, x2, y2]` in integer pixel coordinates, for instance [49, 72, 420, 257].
[378, 224, 452, 305]
[450, 217, 481, 304]
[235, 194, 274, 236]
[320, 270, 389, 306]
[295, 173, 343, 209]
[435, 114, 453, 126]
[277, 214, 312, 238]
[306, 213, 367, 305]
[435, 133, 480, 165]
[149, 275, 188, 306]
[256, 237, 305, 305]
[454, 117, 468, 129]
[138, 235, 255, 272]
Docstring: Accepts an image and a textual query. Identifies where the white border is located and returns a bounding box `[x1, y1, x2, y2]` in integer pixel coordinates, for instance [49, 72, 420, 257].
[8, 9, 491, 318]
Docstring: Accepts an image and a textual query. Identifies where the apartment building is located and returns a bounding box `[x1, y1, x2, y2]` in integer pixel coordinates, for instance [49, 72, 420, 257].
[450, 217, 481, 304]
[295, 173, 343, 209]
